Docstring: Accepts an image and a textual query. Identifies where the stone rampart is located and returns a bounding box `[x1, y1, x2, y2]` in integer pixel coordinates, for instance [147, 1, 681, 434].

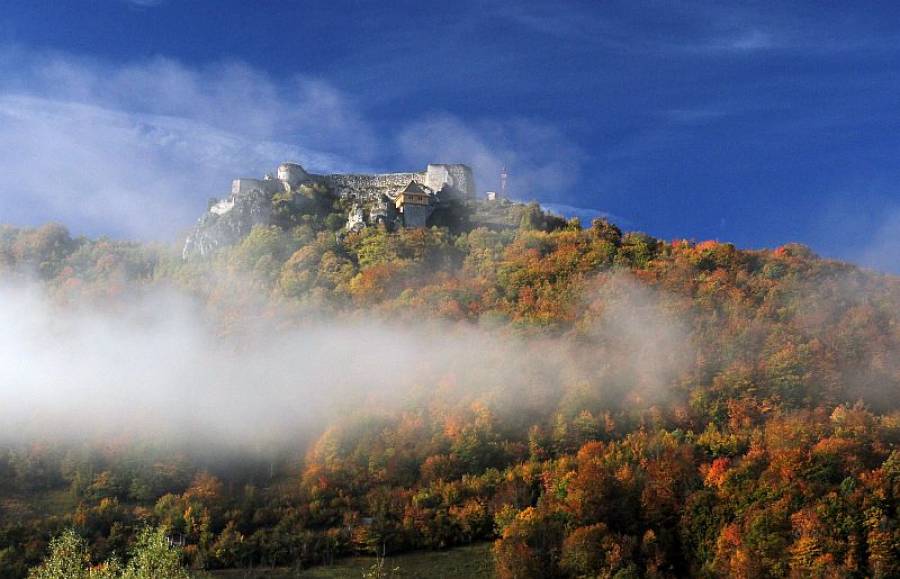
[231, 178, 284, 196]
[320, 172, 425, 200]
[319, 164, 475, 200]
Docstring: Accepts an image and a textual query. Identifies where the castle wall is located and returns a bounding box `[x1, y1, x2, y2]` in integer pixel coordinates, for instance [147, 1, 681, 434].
[448, 164, 476, 197]
[232, 178, 284, 196]
[425, 164, 476, 198]
[321, 172, 425, 200]
[321, 165, 475, 200]
[232, 164, 474, 201]
[401, 204, 433, 228]
[277, 163, 310, 188]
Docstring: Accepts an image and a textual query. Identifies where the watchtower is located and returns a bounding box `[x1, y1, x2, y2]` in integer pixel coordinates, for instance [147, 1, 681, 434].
[394, 181, 434, 228]
[277, 163, 310, 188]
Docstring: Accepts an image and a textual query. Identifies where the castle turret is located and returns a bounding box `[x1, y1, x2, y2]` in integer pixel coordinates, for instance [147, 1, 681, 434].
[424, 164, 476, 198]
[277, 163, 310, 188]
[395, 181, 434, 228]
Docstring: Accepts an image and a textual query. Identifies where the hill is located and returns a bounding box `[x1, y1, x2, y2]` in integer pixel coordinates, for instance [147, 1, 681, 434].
[0, 186, 898, 577]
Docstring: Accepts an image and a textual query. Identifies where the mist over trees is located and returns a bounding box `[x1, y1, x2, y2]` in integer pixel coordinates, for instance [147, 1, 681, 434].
[0, 208, 898, 577]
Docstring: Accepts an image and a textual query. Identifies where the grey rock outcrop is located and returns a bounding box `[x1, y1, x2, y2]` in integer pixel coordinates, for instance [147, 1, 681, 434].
[182, 187, 272, 259]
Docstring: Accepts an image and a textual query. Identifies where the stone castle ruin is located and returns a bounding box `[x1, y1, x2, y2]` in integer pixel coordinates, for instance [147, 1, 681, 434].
[183, 162, 475, 258]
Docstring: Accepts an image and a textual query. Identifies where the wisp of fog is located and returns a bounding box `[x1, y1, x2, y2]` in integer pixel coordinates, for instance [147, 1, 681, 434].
[0, 273, 692, 450]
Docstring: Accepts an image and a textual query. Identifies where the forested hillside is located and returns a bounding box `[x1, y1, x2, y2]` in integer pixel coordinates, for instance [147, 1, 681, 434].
[1, 204, 898, 577]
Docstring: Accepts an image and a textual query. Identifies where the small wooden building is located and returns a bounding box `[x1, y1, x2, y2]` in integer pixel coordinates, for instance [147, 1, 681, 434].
[394, 181, 432, 209]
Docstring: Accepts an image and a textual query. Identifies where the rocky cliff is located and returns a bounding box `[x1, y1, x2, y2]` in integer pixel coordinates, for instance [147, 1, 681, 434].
[182, 188, 272, 259]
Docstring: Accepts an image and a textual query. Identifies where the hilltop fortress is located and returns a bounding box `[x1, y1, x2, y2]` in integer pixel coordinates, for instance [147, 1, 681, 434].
[184, 162, 476, 258]
[230, 162, 475, 201]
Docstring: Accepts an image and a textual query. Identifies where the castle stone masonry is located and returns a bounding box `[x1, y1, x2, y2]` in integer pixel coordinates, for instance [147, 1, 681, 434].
[183, 162, 475, 259]
[229, 163, 475, 203]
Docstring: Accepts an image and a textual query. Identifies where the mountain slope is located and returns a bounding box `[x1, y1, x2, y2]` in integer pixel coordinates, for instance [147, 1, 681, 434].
[0, 209, 897, 578]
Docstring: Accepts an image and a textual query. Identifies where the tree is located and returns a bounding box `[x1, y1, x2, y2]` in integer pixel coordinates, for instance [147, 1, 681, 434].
[27, 527, 188, 579]
[121, 526, 190, 579]
[324, 212, 346, 231]
[518, 203, 544, 231]
[560, 523, 637, 578]
[229, 225, 298, 284]
[27, 529, 116, 579]
[589, 218, 622, 245]
[493, 507, 567, 579]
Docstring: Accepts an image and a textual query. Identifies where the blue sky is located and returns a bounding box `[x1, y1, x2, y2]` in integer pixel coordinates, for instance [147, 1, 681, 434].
[1, 0, 898, 272]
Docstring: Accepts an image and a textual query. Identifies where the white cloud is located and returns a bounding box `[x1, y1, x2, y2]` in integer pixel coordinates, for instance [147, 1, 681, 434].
[727, 29, 776, 51]
[856, 205, 900, 274]
[813, 193, 900, 275]
[0, 52, 377, 239]
[0, 49, 593, 240]
[662, 108, 729, 124]
[121, 0, 166, 7]
[541, 203, 629, 228]
[397, 114, 585, 202]
[0, 273, 689, 446]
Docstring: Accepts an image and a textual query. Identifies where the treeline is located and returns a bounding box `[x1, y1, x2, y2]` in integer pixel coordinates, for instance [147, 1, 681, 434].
[0, 206, 898, 577]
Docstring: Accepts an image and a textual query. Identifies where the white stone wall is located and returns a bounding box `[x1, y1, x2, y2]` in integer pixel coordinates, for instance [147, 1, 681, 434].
[423, 165, 450, 194]
[425, 164, 476, 198]
[277, 163, 310, 188]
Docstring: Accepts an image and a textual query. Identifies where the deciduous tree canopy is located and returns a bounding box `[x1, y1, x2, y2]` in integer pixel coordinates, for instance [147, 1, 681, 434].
[0, 211, 897, 577]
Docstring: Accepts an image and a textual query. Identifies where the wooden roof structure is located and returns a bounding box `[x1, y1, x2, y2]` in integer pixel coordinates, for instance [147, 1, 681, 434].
[394, 180, 432, 208]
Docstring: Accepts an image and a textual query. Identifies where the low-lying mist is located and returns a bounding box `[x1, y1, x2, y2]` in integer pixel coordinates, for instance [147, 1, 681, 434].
[0, 273, 694, 452]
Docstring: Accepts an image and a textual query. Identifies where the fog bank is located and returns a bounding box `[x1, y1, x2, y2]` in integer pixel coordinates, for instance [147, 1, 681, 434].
[0, 273, 693, 449]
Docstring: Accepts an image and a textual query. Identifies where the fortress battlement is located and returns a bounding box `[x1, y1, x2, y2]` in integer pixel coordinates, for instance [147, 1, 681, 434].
[230, 163, 475, 201]
[184, 162, 476, 258]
